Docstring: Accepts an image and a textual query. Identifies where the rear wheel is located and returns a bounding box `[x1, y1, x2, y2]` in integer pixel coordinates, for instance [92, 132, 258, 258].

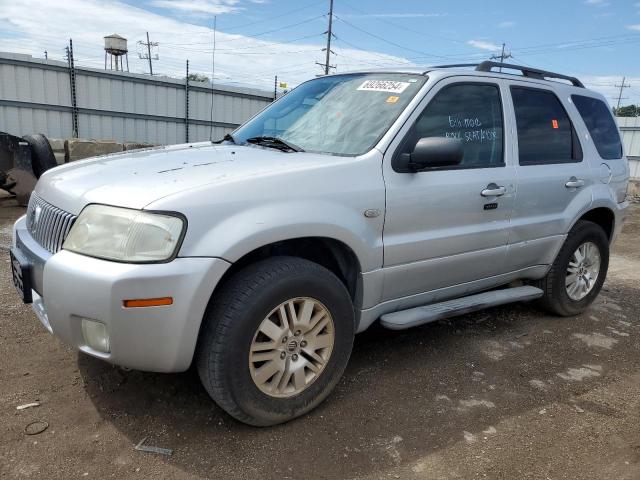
[197, 256, 355, 426]
[536, 220, 609, 316]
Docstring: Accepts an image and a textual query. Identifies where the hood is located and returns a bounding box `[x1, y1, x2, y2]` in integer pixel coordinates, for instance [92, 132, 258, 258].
[35, 142, 334, 214]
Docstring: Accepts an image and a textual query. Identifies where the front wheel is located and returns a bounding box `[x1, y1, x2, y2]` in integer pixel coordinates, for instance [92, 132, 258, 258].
[196, 257, 355, 426]
[536, 220, 609, 316]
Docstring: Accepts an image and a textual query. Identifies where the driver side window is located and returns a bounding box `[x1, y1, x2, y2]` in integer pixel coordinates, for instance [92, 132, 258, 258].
[397, 83, 504, 169]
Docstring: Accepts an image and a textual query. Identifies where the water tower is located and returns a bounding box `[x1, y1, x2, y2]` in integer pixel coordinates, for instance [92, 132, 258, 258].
[104, 34, 129, 72]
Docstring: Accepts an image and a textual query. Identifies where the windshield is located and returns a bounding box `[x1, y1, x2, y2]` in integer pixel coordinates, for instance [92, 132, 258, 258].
[232, 73, 427, 156]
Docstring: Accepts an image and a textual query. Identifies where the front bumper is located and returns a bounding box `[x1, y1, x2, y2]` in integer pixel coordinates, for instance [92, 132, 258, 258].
[12, 216, 231, 372]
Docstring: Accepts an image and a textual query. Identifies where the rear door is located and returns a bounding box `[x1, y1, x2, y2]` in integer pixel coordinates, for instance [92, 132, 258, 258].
[506, 82, 593, 271]
[571, 94, 629, 204]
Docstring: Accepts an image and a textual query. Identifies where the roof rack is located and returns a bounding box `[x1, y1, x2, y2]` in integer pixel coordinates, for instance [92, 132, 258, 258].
[424, 61, 585, 88]
[475, 61, 585, 88]
[427, 63, 479, 69]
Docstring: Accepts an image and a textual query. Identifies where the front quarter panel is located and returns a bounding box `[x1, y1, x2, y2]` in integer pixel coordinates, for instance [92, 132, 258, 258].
[146, 150, 386, 274]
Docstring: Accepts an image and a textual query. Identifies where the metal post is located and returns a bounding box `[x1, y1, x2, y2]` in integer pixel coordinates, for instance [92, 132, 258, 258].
[274, 75, 277, 101]
[209, 16, 217, 141]
[185, 60, 190, 143]
[126, 52, 129, 72]
[68, 39, 79, 138]
[146, 31, 153, 75]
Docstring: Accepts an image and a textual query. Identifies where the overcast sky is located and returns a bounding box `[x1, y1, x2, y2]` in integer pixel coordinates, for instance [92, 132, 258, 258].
[1, 0, 639, 104]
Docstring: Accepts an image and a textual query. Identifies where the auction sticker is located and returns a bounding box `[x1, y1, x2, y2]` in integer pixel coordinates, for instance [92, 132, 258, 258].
[357, 80, 410, 94]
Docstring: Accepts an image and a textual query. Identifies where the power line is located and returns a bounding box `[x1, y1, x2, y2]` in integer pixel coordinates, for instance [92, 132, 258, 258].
[165, 15, 325, 46]
[338, 0, 464, 45]
[163, 33, 324, 53]
[333, 14, 450, 60]
[222, 0, 325, 31]
[511, 33, 640, 53]
[160, 0, 325, 37]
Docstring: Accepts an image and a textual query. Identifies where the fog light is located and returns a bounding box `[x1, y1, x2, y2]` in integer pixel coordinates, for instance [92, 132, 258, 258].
[81, 319, 110, 353]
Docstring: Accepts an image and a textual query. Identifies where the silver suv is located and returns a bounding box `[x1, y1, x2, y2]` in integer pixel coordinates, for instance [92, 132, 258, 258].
[10, 62, 630, 426]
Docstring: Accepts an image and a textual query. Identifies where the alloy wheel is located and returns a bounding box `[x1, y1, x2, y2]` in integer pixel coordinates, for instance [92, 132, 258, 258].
[249, 297, 335, 398]
[565, 241, 601, 301]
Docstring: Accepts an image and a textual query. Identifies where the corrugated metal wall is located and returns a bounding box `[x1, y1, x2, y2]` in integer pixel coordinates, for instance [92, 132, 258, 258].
[617, 117, 640, 180]
[617, 116, 640, 159]
[0, 52, 273, 145]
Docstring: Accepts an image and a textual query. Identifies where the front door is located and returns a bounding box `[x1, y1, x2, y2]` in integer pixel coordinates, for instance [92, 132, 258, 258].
[382, 78, 516, 302]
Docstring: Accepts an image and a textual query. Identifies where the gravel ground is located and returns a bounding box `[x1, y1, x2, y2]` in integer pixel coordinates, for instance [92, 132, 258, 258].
[1, 197, 639, 480]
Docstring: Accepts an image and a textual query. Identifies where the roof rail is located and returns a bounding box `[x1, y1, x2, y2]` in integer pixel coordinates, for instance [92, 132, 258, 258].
[475, 61, 585, 88]
[427, 63, 479, 69]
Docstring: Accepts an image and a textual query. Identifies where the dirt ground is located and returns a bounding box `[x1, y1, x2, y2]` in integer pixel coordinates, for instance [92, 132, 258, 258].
[1, 198, 639, 480]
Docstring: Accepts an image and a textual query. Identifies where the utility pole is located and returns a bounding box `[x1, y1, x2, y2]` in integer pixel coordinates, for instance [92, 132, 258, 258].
[274, 75, 278, 101]
[138, 32, 158, 75]
[44, 50, 47, 60]
[614, 76, 630, 113]
[316, 0, 336, 75]
[490, 43, 513, 71]
[146, 32, 153, 75]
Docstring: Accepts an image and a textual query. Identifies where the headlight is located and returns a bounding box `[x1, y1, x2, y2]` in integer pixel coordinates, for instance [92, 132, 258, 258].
[63, 205, 185, 262]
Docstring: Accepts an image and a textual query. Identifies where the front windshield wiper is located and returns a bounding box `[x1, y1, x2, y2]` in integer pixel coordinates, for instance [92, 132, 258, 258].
[245, 136, 304, 153]
[213, 133, 236, 144]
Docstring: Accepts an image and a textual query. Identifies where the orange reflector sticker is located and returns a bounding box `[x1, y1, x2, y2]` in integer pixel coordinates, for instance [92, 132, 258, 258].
[552, 119, 559, 129]
[386, 95, 400, 103]
[123, 297, 173, 308]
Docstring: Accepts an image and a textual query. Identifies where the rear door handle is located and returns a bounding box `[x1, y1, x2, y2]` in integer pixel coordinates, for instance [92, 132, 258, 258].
[565, 177, 585, 189]
[481, 184, 506, 197]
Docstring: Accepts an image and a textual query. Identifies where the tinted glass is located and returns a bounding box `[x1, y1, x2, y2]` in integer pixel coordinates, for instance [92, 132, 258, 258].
[398, 83, 504, 168]
[572, 95, 623, 160]
[233, 73, 427, 156]
[511, 87, 577, 165]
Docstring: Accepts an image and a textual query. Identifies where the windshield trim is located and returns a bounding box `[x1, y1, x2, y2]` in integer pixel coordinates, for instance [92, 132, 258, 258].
[230, 72, 430, 158]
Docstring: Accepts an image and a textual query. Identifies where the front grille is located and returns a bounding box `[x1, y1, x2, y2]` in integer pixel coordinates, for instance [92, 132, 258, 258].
[26, 194, 77, 254]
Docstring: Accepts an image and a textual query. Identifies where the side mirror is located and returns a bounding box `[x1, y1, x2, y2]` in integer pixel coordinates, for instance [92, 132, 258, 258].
[398, 137, 464, 172]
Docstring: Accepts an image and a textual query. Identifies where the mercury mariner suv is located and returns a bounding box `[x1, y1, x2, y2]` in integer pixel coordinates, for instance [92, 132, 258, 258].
[10, 62, 630, 426]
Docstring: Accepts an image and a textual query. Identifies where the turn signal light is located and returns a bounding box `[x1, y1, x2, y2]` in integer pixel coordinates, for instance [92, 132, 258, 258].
[123, 297, 173, 308]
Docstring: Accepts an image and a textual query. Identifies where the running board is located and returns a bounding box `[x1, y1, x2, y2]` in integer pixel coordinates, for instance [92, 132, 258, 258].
[380, 286, 543, 330]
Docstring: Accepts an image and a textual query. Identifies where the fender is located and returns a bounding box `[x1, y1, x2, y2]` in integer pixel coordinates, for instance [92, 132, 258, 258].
[182, 199, 383, 273]
[145, 150, 387, 274]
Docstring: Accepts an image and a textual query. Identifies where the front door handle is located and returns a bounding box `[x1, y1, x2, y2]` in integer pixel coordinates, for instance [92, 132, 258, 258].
[481, 184, 506, 197]
[565, 177, 585, 189]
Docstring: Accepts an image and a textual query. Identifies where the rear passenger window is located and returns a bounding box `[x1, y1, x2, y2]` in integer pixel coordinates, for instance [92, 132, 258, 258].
[511, 87, 581, 165]
[572, 95, 623, 160]
[396, 83, 504, 169]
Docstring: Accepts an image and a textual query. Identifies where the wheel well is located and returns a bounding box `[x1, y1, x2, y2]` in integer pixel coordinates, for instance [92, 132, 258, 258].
[578, 208, 614, 241]
[217, 237, 363, 307]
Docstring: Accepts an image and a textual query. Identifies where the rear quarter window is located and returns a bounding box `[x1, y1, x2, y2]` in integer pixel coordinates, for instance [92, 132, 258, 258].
[571, 95, 623, 160]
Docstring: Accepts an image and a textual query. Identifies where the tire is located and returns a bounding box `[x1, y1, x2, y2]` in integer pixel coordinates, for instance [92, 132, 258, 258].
[536, 220, 609, 316]
[196, 256, 355, 426]
[22, 134, 57, 178]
